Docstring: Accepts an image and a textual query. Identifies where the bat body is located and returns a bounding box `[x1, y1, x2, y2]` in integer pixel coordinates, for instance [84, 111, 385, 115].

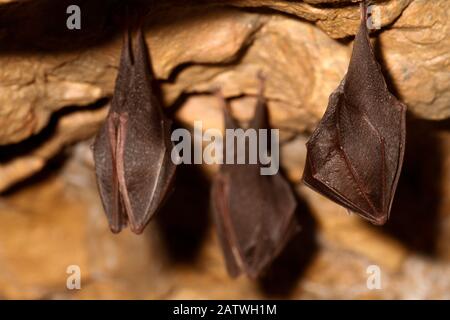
[93, 28, 176, 234]
[211, 80, 299, 278]
[302, 2, 406, 225]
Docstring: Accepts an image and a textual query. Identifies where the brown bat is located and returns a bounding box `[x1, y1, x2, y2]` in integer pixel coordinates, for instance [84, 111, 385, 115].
[211, 78, 299, 278]
[302, 1, 406, 225]
[93, 27, 176, 234]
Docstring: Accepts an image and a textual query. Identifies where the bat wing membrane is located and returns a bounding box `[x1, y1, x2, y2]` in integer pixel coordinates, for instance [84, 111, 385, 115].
[212, 93, 298, 278]
[302, 2, 406, 225]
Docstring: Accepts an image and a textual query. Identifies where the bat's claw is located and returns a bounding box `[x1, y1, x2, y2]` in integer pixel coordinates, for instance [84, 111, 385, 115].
[256, 71, 266, 99]
[257, 70, 266, 82]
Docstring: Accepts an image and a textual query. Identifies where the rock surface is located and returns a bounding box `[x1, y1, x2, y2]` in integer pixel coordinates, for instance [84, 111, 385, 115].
[0, 0, 449, 299]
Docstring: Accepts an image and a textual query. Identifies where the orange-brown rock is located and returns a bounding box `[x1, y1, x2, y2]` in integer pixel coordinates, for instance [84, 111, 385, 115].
[0, 0, 449, 299]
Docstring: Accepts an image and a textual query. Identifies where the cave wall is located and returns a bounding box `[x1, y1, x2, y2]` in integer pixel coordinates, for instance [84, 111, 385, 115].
[0, 0, 449, 299]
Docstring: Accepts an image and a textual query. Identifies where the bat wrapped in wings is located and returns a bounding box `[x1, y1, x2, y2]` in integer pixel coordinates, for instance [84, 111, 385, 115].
[302, 1, 406, 225]
[93, 27, 176, 234]
[211, 78, 299, 278]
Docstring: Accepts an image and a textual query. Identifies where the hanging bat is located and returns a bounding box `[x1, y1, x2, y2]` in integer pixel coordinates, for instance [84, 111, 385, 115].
[302, 1, 406, 225]
[211, 77, 299, 278]
[93, 26, 176, 234]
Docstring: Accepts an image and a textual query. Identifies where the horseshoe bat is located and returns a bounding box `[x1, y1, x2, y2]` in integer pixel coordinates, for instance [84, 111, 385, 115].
[211, 78, 299, 278]
[302, 1, 406, 225]
[93, 27, 176, 234]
